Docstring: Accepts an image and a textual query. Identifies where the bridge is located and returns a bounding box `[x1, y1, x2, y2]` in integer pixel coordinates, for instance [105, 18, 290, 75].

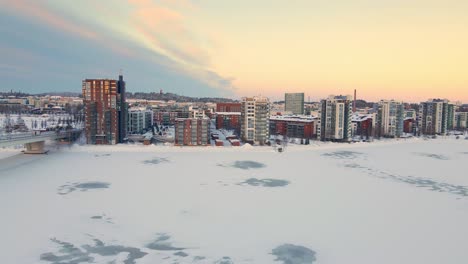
[0, 129, 82, 154]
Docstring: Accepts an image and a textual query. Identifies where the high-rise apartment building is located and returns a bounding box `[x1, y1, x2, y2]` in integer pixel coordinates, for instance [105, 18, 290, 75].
[128, 107, 153, 134]
[174, 117, 210, 146]
[405, 109, 417, 119]
[456, 112, 468, 130]
[285, 93, 305, 114]
[318, 95, 353, 142]
[376, 100, 404, 138]
[117, 75, 127, 143]
[240, 96, 270, 144]
[447, 103, 456, 130]
[82, 75, 127, 144]
[418, 99, 454, 135]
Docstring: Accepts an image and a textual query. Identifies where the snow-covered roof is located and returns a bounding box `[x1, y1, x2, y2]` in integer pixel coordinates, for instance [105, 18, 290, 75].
[351, 114, 373, 122]
[175, 117, 209, 121]
[269, 115, 317, 123]
[129, 107, 152, 112]
[215, 112, 241, 116]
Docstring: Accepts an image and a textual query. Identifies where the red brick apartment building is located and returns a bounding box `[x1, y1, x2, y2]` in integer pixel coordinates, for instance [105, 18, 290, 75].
[216, 103, 241, 112]
[82, 79, 118, 144]
[404, 118, 415, 134]
[269, 115, 316, 139]
[174, 118, 210, 146]
[215, 103, 242, 134]
[215, 112, 241, 133]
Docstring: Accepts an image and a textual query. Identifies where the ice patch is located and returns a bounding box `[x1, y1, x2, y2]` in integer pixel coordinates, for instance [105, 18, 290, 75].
[143, 157, 170, 165]
[214, 256, 234, 264]
[94, 153, 111, 157]
[414, 153, 450, 160]
[322, 151, 364, 159]
[381, 173, 468, 197]
[343, 163, 468, 197]
[57, 182, 110, 195]
[343, 163, 366, 169]
[271, 244, 317, 264]
[40, 238, 147, 264]
[193, 256, 206, 262]
[174, 251, 189, 257]
[239, 178, 290, 187]
[218, 160, 266, 170]
[90, 214, 114, 223]
[146, 233, 186, 251]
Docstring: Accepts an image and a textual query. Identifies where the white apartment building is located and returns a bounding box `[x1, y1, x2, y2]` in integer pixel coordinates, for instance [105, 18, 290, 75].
[456, 112, 468, 130]
[240, 96, 270, 144]
[128, 107, 154, 134]
[318, 95, 353, 142]
[419, 99, 452, 135]
[376, 100, 404, 138]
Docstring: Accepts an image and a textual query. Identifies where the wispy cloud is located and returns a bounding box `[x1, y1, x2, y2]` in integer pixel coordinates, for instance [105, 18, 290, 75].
[126, 0, 213, 71]
[2, 1, 136, 61]
[2, 0, 97, 40]
[1, 0, 234, 95]
[124, 0, 234, 93]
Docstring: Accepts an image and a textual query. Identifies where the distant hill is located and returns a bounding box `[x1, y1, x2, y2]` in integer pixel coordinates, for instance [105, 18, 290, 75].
[0, 91, 82, 98]
[126, 92, 237, 103]
[355, 100, 375, 108]
[36, 92, 82, 97]
[1, 90, 236, 103]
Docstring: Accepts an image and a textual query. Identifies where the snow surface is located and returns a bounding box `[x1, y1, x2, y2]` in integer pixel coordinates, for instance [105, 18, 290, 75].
[1, 138, 468, 264]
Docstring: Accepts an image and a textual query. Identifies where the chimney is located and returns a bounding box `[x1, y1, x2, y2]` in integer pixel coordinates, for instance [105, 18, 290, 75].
[353, 89, 357, 112]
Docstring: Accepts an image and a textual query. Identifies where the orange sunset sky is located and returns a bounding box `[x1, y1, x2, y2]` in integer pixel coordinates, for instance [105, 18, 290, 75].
[1, 0, 467, 102]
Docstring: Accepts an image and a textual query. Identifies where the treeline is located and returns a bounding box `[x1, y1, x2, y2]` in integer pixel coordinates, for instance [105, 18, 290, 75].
[126, 92, 237, 103]
[0, 91, 30, 98]
[0, 91, 82, 98]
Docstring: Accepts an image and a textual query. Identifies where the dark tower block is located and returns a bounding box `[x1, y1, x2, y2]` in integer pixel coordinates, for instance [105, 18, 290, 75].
[117, 74, 127, 143]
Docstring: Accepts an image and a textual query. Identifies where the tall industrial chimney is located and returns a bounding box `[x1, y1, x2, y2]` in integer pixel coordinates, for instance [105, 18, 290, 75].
[353, 89, 357, 112]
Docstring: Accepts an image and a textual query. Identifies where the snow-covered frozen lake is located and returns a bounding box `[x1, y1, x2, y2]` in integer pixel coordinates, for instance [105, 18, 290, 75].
[1, 138, 468, 264]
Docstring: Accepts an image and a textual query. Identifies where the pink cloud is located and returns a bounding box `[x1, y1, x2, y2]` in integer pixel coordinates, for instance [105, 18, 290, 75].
[128, 0, 210, 65]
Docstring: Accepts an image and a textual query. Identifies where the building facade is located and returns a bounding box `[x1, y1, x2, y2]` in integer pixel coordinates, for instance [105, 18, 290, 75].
[240, 96, 270, 144]
[190, 106, 207, 119]
[284, 93, 305, 115]
[456, 112, 468, 130]
[447, 103, 456, 130]
[376, 100, 404, 138]
[404, 118, 416, 134]
[216, 103, 241, 112]
[117, 75, 127, 143]
[405, 109, 417, 119]
[215, 112, 241, 134]
[269, 115, 316, 139]
[351, 114, 374, 140]
[174, 118, 210, 146]
[153, 110, 190, 126]
[82, 78, 118, 144]
[419, 99, 454, 135]
[318, 95, 353, 142]
[128, 108, 154, 134]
